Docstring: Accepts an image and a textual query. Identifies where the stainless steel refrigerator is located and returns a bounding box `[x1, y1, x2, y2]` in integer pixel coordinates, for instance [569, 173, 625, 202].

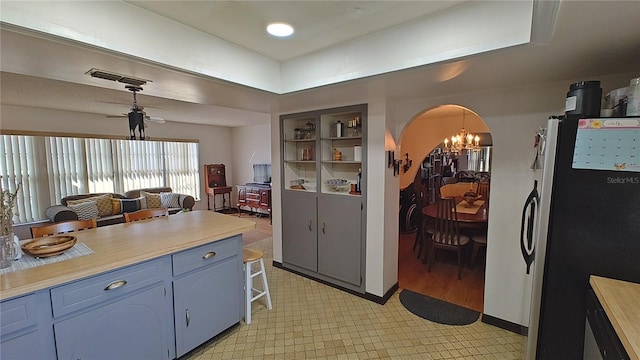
[523, 115, 640, 359]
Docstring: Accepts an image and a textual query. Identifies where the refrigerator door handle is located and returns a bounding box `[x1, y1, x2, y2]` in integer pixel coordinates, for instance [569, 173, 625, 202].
[520, 180, 540, 274]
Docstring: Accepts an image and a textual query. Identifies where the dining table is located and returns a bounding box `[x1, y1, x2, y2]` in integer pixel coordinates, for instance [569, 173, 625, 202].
[422, 197, 489, 224]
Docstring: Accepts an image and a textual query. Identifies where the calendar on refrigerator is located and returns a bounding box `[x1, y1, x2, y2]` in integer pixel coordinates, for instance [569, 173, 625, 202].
[572, 118, 640, 172]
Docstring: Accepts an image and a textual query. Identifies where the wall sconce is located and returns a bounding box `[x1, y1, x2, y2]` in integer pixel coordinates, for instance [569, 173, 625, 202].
[387, 150, 399, 176]
[387, 151, 411, 176]
[401, 153, 412, 173]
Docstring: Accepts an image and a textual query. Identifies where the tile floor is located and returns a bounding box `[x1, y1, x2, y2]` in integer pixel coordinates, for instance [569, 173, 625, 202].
[181, 237, 525, 359]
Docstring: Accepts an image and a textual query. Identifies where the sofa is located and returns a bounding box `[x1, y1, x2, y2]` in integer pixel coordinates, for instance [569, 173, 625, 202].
[45, 187, 195, 227]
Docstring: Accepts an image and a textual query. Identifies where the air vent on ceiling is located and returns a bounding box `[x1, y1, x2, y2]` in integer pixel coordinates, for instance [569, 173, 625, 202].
[85, 68, 151, 87]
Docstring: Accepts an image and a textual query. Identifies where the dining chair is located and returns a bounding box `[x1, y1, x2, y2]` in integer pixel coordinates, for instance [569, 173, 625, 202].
[439, 183, 477, 198]
[31, 219, 97, 238]
[470, 234, 487, 268]
[123, 208, 169, 223]
[476, 182, 490, 202]
[427, 197, 471, 280]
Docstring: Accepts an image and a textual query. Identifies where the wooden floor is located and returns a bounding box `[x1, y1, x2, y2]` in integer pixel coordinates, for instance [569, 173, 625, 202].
[398, 230, 486, 312]
[228, 209, 273, 246]
[226, 208, 485, 312]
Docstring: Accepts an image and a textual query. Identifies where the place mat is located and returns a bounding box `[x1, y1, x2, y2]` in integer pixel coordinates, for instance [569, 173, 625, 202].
[0, 242, 94, 275]
[456, 200, 485, 214]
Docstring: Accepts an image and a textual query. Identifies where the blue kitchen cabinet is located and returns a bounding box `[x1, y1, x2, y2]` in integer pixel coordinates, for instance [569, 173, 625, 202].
[51, 258, 175, 360]
[0, 291, 56, 360]
[54, 284, 172, 359]
[172, 237, 242, 357]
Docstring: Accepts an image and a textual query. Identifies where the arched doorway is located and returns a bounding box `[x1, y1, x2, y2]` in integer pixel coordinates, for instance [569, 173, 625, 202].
[397, 105, 492, 312]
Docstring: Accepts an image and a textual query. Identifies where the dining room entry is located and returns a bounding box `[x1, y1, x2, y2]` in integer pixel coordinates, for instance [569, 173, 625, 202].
[396, 105, 492, 313]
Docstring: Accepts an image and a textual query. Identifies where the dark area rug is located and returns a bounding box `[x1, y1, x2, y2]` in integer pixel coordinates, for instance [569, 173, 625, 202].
[399, 289, 480, 325]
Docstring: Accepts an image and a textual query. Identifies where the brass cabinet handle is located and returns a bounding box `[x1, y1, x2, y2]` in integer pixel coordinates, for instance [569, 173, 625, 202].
[186, 308, 191, 327]
[104, 280, 127, 291]
[202, 251, 217, 259]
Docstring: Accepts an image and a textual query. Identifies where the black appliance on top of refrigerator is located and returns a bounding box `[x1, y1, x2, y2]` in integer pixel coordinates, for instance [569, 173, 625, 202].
[523, 114, 640, 359]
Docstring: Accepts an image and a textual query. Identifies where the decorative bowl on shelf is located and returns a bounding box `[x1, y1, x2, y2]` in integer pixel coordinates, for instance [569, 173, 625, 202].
[325, 179, 350, 192]
[21, 235, 77, 258]
[290, 179, 305, 187]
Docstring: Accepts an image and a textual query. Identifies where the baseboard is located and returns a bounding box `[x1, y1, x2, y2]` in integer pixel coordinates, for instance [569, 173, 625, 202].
[481, 313, 528, 336]
[272, 261, 399, 305]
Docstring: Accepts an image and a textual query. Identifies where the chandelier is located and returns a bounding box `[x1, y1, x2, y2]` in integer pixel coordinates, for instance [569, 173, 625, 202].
[443, 109, 480, 155]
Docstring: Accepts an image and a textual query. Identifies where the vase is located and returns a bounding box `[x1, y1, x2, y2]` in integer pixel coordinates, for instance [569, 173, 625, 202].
[1, 234, 18, 268]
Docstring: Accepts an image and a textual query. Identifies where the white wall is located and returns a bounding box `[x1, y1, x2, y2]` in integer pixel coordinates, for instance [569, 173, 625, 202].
[1, 104, 233, 213]
[230, 124, 272, 207]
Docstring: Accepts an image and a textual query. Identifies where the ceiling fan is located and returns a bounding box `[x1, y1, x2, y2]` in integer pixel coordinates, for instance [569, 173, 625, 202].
[106, 85, 165, 140]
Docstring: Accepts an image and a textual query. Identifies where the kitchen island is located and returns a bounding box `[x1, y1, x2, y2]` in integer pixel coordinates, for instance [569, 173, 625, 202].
[588, 276, 640, 360]
[0, 211, 255, 359]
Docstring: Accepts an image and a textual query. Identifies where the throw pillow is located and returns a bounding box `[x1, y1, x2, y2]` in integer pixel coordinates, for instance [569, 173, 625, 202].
[111, 198, 144, 215]
[136, 196, 148, 210]
[67, 194, 113, 217]
[160, 192, 181, 208]
[141, 191, 162, 209]
[68, 200, 99, 220]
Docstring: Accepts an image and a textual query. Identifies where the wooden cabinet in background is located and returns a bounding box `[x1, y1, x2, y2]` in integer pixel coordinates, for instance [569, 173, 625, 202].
[205, 164, 232, 212]
[237, 184, 271, 222]
[205, 164, 226, 188]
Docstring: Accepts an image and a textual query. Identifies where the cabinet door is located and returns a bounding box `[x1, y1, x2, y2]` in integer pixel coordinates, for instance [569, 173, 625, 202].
[259, 189, 271, 209]
[318, 196, 362, 286]
[173, 257, 241, 357]
[1, 292, 56, 360]
[282, 191, 318, 272]
[54, 284, 173, 360]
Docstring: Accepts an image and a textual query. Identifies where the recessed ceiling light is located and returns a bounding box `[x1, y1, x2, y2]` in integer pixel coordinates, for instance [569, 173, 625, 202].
[267, 22, 294, 37]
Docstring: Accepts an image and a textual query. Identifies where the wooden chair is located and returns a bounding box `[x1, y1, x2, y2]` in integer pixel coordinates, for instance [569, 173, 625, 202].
[470, 234, 487, 268]
[476, 182, 490, 202]
[427, 197, 471, 280]
[123, 208, 169, 223]
[31, 219, 97, 238]
[439, 182, 477, 198]
[414, 215, 435, 263]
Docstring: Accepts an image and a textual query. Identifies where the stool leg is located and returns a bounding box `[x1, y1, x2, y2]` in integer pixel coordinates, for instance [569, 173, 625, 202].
[259, 258, 272, 310]
[245, 261, 252, 324]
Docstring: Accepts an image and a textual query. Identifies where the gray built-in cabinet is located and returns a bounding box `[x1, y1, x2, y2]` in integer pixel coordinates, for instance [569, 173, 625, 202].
[281, 104, 366, 293]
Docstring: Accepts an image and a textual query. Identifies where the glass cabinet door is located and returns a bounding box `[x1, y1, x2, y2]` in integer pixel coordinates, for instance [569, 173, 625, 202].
[281, 114, 317, 193]
[319, 108, 364, 196]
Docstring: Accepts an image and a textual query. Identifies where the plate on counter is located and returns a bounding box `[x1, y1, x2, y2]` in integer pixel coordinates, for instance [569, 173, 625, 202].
[21, 235, 77, 258]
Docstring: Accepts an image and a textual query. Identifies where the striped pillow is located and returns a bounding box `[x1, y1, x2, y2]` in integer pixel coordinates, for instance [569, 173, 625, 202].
[111, 197, 145, 215]
[68, 200, 99, 220]
[141, 191, 162, 209]
[67, 194, 113, 217]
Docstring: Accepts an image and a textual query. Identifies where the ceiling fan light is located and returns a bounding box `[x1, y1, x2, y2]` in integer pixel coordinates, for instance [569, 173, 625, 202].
[267, 22, 294, 37]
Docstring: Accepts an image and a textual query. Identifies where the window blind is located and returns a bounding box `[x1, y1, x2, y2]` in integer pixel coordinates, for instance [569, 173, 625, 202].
[0, 134, 199, 224]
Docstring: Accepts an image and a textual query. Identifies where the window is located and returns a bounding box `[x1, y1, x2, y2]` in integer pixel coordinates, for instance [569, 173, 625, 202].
[1, 134, 199, 224]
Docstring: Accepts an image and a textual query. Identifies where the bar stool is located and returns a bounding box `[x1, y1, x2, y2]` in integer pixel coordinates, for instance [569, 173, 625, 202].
[243, 248, 272, 324]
